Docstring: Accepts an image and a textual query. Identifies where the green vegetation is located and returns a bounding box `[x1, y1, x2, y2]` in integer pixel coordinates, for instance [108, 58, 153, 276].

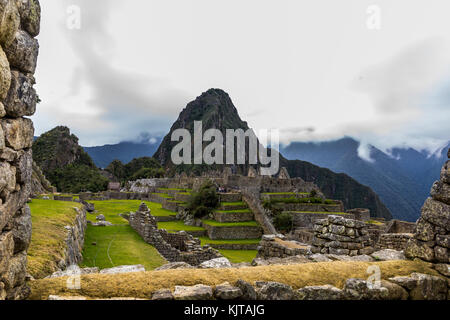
[198, 237, 260, 245]
[221, 201, 246, 206]
[218, 250, 258, 263]
[87, 200, 176, 224]
[81, 225, 166, 270]
[273, 212, 293, 232]
[27, 200, 83, 279]
[32, 126, 108, 193]
[202, 220, 259, 227]
[157, 220, 206, 232]
[264, 197, 336, 205]
[47, 164, 109, 193]
[215, 209, 252, 214]
[105, 157, 163, 182]
[186, 181, 219, 219]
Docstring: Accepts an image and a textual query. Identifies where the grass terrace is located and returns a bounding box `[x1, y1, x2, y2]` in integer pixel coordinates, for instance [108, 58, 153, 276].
[27, 199, 84, 279]
[219, 250, 258, 263]
[202, 220, 259, 227]
[86, 200, 177, 224]
[157, 220, 206, 232]
[81, 225, 166, 271]
[220, 201, 246, 206]
[198, 237, 261, 246]
[214, 209, 252, 214]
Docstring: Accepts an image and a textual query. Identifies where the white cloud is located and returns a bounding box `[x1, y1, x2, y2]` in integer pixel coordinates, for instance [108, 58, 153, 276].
[33, 0, 450, 151]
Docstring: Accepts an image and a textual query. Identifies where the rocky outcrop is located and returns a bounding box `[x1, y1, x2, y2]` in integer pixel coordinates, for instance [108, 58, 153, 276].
[30, 161, 53, 196]
[0, 0, 40, 300]
[405, 149, 450, 263]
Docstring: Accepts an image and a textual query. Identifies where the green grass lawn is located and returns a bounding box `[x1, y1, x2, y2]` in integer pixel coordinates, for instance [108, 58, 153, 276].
[221, 201, 246, 206]
[198, 237, 261, 245]
[87, 200, 176, 224]
[28, 199, 83, 278]
[202, 220, 259, 227]
[81, 225, 166, 270]
[157, 220, 206, 232]
[215, 209, 252, 214]
[218, 250, 258, 263]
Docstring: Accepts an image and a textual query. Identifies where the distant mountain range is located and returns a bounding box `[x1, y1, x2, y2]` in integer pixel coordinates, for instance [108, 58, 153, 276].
[281, 138, 449, 222]
[83, 140, 161, 169]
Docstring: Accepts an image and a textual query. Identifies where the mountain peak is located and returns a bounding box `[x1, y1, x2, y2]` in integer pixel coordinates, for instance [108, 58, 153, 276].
[154, 88, 249, 165]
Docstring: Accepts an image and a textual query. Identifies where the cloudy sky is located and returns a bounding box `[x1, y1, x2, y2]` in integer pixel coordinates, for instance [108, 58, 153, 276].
[33, 0, 450, 156]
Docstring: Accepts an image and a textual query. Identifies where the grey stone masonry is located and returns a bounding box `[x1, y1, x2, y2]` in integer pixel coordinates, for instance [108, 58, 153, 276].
[376, 233, 412, 251]
[405, 149, 450, 263]
[257, 234, 311, 259]
[0, 0, 41, 300]
[310, 215, 374, 256]
[129, 203, 221, 266]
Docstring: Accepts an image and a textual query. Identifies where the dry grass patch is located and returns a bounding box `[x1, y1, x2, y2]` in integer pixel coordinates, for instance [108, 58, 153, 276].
[29, 259, 437, 300]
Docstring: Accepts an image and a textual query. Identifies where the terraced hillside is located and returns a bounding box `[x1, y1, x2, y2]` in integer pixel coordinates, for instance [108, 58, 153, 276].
[151, 189, 262, 263]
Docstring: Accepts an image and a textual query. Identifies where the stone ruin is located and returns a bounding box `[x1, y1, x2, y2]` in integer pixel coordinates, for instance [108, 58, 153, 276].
[129, 203, 221, 266]
[311, 215, 374, 256]
[0, 0, 40, 300]
[405, 149, 450, 264]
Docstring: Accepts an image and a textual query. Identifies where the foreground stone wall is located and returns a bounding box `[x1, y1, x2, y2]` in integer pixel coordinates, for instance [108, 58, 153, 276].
[150, 272, 448, 300]
[405, 149, 450, 263]
[0, 0, 40, 300]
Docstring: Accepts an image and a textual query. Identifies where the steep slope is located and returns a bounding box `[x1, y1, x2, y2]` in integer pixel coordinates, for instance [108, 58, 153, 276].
[153, 89, 392, 220]
[83, 140, 161, 169]
[32, 126, 108, 193]
[281, 138, 448, 221]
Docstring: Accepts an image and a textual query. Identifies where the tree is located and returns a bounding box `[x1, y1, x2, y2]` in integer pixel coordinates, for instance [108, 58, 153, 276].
[186, 181, 219, 219]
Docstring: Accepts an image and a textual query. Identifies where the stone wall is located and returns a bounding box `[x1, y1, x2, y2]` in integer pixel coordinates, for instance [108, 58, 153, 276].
[385, 219, 416, 234]
[0, 0, 40, 300]
[129, 203, 221, 265]
[376, 233, 412, 251]
[291, 212, 354, 229]
[311, 215, 374, 256]
[203, 223, 263, 240]
[257, 234, 310, 259]
[405, 149, 450, 263]
[59, 206, 86, 270]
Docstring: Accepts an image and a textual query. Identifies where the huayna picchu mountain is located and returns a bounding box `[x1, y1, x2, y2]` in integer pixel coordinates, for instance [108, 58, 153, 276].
[32, 126, 108, 193]
[154, 88, 392, 220]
